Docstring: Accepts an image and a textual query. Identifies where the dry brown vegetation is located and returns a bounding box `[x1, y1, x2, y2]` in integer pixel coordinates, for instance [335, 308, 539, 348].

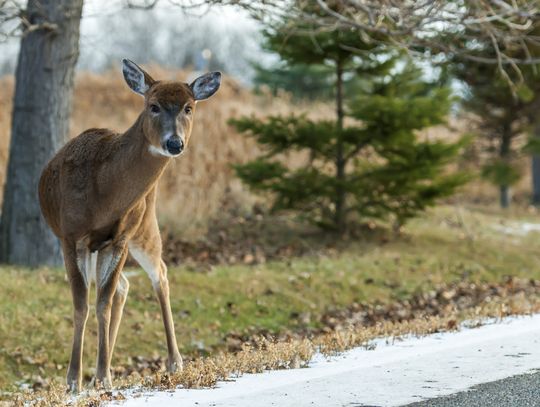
[9, 277, 540, 406]
[1, 68, 536, 243]
[1, 68, 537, 242]
[0, 67, 329, 238]
[2, 67, 540, 406]
[3, 201, 540, 404]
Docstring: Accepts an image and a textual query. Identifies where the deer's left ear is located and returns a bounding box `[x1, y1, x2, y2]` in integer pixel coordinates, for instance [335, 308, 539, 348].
[190, 72, 221, 101]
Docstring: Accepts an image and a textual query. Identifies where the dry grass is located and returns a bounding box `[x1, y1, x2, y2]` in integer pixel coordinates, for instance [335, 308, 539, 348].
[1, 68, 535, 241]
[0, 67, 328, 237]
[9, 288, 540, 407]
[71, 68, 261, 237]
[1, 67, 537, 242]
[5, 201, 540, 404]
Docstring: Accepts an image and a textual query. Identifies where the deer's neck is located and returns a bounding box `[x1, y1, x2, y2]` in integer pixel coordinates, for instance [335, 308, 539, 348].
[109, 115, 170, 205]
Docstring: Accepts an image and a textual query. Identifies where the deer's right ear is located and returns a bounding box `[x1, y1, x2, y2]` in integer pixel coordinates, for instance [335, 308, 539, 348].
[122, 59, 155, 96]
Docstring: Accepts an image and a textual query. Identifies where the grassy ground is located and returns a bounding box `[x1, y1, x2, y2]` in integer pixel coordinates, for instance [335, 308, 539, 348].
[2, 205, 540, 394]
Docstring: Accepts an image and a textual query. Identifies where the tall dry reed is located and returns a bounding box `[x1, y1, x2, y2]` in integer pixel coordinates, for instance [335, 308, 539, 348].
[0, 68, 327, 237]
[0, 67, 533, 237]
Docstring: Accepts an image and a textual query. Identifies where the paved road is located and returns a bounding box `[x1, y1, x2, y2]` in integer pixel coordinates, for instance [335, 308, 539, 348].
[118, 315, 540, 407]
[405, 370, 540, 407]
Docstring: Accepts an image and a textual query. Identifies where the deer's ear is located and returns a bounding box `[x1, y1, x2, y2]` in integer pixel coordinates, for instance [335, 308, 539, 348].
[190, 72, 221, 101]
[122, 59, 155, 96]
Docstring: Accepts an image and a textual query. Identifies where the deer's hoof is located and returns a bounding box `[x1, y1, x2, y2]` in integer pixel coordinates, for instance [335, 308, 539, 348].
[167, 354, 183, 373]
[94, 375, 112, 390]
[66, 378, 81, 394]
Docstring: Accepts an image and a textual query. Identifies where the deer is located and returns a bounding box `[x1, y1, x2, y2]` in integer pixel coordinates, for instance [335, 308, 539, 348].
[38, 59, 221, 392]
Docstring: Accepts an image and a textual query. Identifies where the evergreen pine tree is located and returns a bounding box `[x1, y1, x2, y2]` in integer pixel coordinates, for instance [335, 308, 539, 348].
[451, 58, 530, 208]
[231, 9, 467, 233]
[348, 63, 469, 229]
[447, 21, 540, 208]
[253, 62, 335, 100]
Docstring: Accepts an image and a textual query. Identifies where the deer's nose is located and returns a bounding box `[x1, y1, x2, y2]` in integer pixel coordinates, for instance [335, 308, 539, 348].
[165, 137, 183, 156]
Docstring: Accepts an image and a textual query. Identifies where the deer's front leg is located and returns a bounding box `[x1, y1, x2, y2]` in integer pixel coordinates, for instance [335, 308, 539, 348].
[108, 273, 129, 366]
[129, 243, 182, 373]
[95, 244, 128, 388]
[155, 259, 183, 372]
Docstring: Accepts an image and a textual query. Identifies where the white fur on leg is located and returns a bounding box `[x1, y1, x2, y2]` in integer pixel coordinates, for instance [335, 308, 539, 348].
[128, 243, 160, 287]
[76, 243, 90, 287]
[89, 251, 97, 284]
[97, 247, 122, 289]
[75, 241, 99, 287]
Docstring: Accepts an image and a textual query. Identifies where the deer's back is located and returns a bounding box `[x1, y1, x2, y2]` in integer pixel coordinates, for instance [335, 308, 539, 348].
[38, 128, 128, 239]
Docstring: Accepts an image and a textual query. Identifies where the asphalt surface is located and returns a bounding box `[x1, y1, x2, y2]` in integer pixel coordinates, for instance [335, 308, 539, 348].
[404, 370, 540, 407]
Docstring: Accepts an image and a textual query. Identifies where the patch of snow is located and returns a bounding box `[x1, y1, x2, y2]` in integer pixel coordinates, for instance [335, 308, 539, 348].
[492, 221, 540, 236]
[114, 314, 540, 407]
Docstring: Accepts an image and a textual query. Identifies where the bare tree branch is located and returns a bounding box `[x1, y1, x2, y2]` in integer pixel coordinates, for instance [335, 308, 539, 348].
[298, 1, 540, 68]
[4, 0, 540, 84]
[0, 0, 23, 42]
[0, 0, 61, 42]
[212, 0, 540, 85]
[125, 0, 159, 10]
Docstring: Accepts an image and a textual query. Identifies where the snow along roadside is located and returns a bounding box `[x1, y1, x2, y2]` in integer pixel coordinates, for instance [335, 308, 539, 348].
[115, 314, 540, 407]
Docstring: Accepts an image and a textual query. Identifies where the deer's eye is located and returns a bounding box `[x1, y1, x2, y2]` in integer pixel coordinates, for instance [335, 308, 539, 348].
[150, 104, 160, 114]
[184, 105, 192, 115]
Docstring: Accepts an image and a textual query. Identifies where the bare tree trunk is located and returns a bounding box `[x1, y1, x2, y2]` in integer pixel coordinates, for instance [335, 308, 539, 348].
[532, 156, 540, 205]
[334, 58, 346, 234]
[499, 124, 512, 209]
[0, 0, 84, 266]
[499, 185, 511, 208]
[532, 119, 540, 206]
[500, 185, 511, 208]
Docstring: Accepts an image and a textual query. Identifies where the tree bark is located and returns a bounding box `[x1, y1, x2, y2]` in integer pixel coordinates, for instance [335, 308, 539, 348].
[532, 156, 540, 205]
[532, 118, 540, 206]
[500, 185, 511, 208]
[334, 58, 346, 234]
[0, 0, 84, 266]
[499, 123, 512, 209]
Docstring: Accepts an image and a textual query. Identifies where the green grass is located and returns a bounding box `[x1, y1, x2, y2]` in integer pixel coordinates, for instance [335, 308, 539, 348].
[2, 204, 540, 392]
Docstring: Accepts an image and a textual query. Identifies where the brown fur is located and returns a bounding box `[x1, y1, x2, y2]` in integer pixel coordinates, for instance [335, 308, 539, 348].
[38, 64, 218, 392]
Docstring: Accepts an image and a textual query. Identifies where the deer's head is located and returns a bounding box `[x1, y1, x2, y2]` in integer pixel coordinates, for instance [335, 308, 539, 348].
[122, 59, 221, 157]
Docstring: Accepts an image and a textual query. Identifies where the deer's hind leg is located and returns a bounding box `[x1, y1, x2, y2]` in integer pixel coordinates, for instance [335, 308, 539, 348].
[94, 243, 129, 388]
[63, 239, 90, 393]
[108, 272, 129, 365]
[128, 221, 182, 373]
